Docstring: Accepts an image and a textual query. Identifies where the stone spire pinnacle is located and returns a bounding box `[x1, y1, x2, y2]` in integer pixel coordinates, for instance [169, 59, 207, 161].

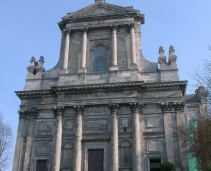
[95, 0, 105, 3]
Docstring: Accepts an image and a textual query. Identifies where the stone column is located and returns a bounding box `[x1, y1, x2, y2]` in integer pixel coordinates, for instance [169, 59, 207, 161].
[161, 103, 175, 164]
[73, 105, 84, 171]
[53, 106, 65, 171]
[109, 104, 119, 171]
[12, 110, 28, 171]
[110, 25, 118, 71]
[79, 28, 88, 73]
[23, 110, 38, 171]
[63, 29, 70, 70]
[175, 103, 188, 171]
[130, 23, 137, 69]
[130, 102, 142, 171]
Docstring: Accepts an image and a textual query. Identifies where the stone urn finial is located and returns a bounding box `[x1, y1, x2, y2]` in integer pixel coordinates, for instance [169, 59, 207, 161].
[169, 45, 177, 63]
[158, 46, 166, 64]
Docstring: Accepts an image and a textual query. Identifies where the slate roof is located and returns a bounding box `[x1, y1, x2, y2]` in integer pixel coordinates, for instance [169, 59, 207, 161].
[183, 94, 199, 104]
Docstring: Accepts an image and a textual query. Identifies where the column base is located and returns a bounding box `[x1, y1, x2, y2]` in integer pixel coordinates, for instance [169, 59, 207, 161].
[78, 67, 86, 73]
[110, 66, 118, 71]
[130, 63, 138, 70]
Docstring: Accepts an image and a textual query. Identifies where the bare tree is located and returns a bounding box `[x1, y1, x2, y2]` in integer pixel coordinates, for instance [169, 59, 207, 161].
[179, 116, 211, 171]
[191, 44, 211, 111]
[0, 112, 13, 170]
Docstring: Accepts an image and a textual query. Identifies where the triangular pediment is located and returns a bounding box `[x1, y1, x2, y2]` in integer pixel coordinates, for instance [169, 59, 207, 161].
[63, 3, 138, 19]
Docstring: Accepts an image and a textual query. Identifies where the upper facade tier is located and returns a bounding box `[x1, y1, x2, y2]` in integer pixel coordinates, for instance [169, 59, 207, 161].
[58, 1, 145, 31]
[24, 1, 180, 91]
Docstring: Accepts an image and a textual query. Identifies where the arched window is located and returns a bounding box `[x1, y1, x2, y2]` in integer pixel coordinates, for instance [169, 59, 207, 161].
[93, 46, 107, 72]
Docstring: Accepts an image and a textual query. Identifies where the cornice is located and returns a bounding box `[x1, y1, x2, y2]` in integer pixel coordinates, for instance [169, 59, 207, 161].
[52, 81, 144, 92]
[15, 89, 54, 99]
[142, 81, 187, 95]
[15, 81, 187, 99]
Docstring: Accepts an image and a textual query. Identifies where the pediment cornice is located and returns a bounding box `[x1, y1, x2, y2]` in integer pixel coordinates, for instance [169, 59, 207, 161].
[58, 2, 144, 29]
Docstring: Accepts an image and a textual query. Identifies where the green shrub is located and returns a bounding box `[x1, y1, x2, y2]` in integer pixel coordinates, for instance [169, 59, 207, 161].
[161, 161, 175, 171]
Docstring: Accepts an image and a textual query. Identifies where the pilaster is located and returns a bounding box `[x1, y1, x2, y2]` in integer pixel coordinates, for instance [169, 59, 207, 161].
[161, 102, 175, 164]
[62, 29, 71, 71]
[23, 110, 38, 171]
[79, 28, 88, 73]
[109, 104, 119, 171]
[12, 110, 29, 171]
[130, 102, 143, 171]
[175, 103, 188, 171]
[53, 106, 65, 171]
[129, 23, 137, 69]
[110, 25, 118, 71]
[73, 105, 84, 171]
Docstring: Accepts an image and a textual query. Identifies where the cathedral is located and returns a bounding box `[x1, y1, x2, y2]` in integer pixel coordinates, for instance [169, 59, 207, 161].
[13, 0, 206, 171]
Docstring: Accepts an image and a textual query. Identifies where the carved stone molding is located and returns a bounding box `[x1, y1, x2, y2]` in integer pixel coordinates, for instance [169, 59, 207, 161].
[63, 28, 71, 36]
[53, 106, 65, 117]
[74, 105, 84, 115]
[160, 102, 184, 112]
[174, 102, 184, 111]
[111, 24, 118, 30]
[160, 103, 173, 112]
[129, 102, 144, 113]
[18, 109, 38, 119]
[129, 23, 135, 29]
[82, 27, 88, 33]
[109, 104, 119, 114]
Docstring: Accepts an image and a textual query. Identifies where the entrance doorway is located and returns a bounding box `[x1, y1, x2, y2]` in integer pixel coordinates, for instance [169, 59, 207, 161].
[150, 158, 161, 171]
[88, 149, 104, 171]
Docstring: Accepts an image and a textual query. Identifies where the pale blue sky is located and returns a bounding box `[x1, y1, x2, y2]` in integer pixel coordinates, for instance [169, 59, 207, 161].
[1, 0, 211, 169]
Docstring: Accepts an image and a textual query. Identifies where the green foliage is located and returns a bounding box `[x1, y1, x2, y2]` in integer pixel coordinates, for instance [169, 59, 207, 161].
[161, 161, 175, 171]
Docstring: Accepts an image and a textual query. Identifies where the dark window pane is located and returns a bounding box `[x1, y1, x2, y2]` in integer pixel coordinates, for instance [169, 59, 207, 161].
[150, 158, 161, 171]
[36, 160, 47, 171]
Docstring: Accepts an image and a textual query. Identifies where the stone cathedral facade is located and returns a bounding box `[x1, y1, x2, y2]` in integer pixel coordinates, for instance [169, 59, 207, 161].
[13, 0, 206, 171]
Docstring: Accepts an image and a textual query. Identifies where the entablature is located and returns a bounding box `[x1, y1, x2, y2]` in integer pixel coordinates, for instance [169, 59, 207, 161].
[15, 81, 187, 100]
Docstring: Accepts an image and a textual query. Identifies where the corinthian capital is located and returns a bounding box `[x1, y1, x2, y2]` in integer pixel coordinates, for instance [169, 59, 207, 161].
[109, 104, 119, 114]
[74, 105, 84, 115]
[18, 109, 38, 119]
[160, 102, 173, 112]
[54, 106, 65, 116]
[129, 23, 135, 29]
[174, 102, 184, 111]
[111, 24, 118, 30]
[130, 102, 144, 113]
[62, 28, 71, 37]
[82, 27, 88, 33]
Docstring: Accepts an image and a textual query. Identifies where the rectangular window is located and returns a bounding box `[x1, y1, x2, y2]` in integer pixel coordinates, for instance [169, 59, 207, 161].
[150, 158, 161, 171]
[36, 159, 48, 171]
